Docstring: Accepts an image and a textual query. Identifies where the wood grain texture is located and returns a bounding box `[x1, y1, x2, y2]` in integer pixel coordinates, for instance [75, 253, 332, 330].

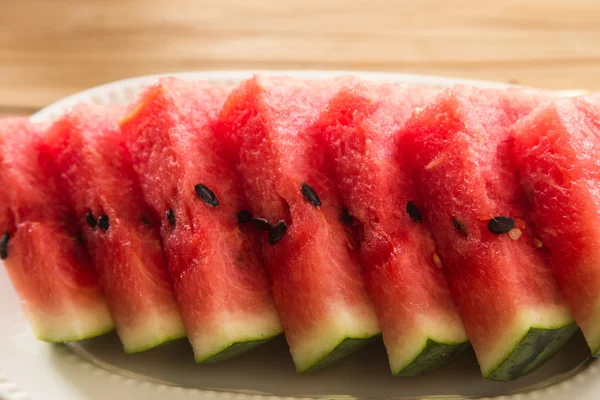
[2, 0, 600, 115]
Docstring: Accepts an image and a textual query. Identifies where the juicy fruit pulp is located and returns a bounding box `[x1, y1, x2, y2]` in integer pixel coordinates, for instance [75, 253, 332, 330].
[43, 105, 185, 353]
[217, 76, 380, 373]
[512, 96, 600, 356]
[403, 86, 576, 381]
[0, 118, 114, 341]
[120, 78, 282, 363]
[315, 82, 469, 376]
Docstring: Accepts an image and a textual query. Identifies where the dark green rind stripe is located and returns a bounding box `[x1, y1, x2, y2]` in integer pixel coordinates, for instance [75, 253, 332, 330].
[300, 334, 380, 374]
[394, 339, 471, 377]
[196, 333, 281, 364]
[486, 323, 579, 381]
[123, 332, 187, 354]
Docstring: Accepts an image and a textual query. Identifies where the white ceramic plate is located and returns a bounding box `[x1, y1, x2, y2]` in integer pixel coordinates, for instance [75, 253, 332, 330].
[1, 70, 596, 400]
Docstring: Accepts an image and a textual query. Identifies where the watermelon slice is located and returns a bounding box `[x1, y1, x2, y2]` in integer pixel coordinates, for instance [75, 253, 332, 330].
[512, 95, 600, 356]
[403, 85, 577, 381]
[42, 105, 186, 353]
[0, 118, 114, 342]
[314, 82, 469, 376]
[120, 78, 282, 363]
[217, 76, 380, 373]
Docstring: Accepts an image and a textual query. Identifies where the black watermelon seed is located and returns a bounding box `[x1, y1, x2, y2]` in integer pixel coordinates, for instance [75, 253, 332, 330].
[166, 209, 176, 226]
[86, 211, 97, 228]
[98, 215, 110, 231]
[301, 183, 321, 207]
[0, 232, 9, 260]
[268, 220, 288, 245]
[141, 215, 151, 225]
[194, 184, 219, 207]
[488, 216, 516, 234]
[252, 217, 272, 232]
[452, 218, 467, 235]
[341, 208, 354, 225]
[406, 201, 423, 223]
[237, 210, 253, 224]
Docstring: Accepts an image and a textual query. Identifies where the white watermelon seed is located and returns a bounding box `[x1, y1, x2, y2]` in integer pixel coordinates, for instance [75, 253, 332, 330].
[508, 228, 522, 241]
[433, 253, 443, 269]
[533, 238, 544, 248]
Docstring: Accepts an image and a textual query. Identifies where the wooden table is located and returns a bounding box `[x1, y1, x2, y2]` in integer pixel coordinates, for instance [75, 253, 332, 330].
[2, 0, 600, 116]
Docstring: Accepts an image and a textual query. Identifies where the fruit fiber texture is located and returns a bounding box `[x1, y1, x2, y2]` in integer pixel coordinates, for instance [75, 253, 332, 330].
[315, 81, 468, 376]
[512, 95, 600, 356]
[0, 118, 114, 342]
[121, 77, 281, 363]
[403, 85, 576, 381]
[43, 105, 185, 353]
[217, 75, 380, 373]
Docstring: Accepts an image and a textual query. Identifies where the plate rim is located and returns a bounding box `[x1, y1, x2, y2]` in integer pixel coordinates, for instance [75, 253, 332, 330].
[1, 69, 594, 400]
[31, 69, 535, 122]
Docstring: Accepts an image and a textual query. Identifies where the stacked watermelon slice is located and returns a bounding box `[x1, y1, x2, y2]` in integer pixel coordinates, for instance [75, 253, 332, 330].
[2, 74, 600, 382]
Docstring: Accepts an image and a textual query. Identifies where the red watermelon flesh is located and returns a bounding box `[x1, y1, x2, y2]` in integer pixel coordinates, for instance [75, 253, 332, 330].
[217, 76, 380, 373]
[512, 95, 600, 356]
[42, 105, 185, 353]
[314, 82, 468, 376]
[0, 118, 114, 342]
[120, 78, 281, 363]
[403, 85, 576, 381]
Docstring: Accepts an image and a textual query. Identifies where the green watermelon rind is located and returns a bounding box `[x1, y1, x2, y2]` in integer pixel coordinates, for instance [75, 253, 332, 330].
[299, 334, 381, 374]
[485, 322, 579, 381]
[194, 331, 282, 364]
[393, 339, 471, 377]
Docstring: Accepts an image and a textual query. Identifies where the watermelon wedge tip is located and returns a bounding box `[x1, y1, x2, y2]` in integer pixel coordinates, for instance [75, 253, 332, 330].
[403, 85, 577, 381]
[314, 81, 469, 376]
[42, 105, 186, 353]
[120, 77, 282, 363]
[217, 75, 381, 373]
[512, 95, 600, 357]
[0, 118, 115, 342]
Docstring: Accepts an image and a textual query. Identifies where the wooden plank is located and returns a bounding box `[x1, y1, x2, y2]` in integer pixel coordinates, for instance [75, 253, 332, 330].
[1, 0, 599, 112]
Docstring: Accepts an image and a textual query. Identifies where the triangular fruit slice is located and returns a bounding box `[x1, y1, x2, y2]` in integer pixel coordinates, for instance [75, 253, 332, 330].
[120, 77, 282, 363]
[217, 75, 380, 373]
[512, 95, 600, 356]
[43, 105, 185, 353]
[403, 85, 577, 381]
[314, 82, 469, 376]
[0, 118, 114, 342]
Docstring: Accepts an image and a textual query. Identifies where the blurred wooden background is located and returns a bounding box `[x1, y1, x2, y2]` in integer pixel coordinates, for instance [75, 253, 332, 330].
[1, 0, 600, 116]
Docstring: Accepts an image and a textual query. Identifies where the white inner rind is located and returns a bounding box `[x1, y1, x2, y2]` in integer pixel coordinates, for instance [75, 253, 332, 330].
[189, 311, 283, 362]
[579, 297, 600, 356]
[25, 299, 115, 343]
[478, 305, 574, 378]
[118, 309, 187, 354]
[290, 303, 381, 373]
[386, 314, 468, 375]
